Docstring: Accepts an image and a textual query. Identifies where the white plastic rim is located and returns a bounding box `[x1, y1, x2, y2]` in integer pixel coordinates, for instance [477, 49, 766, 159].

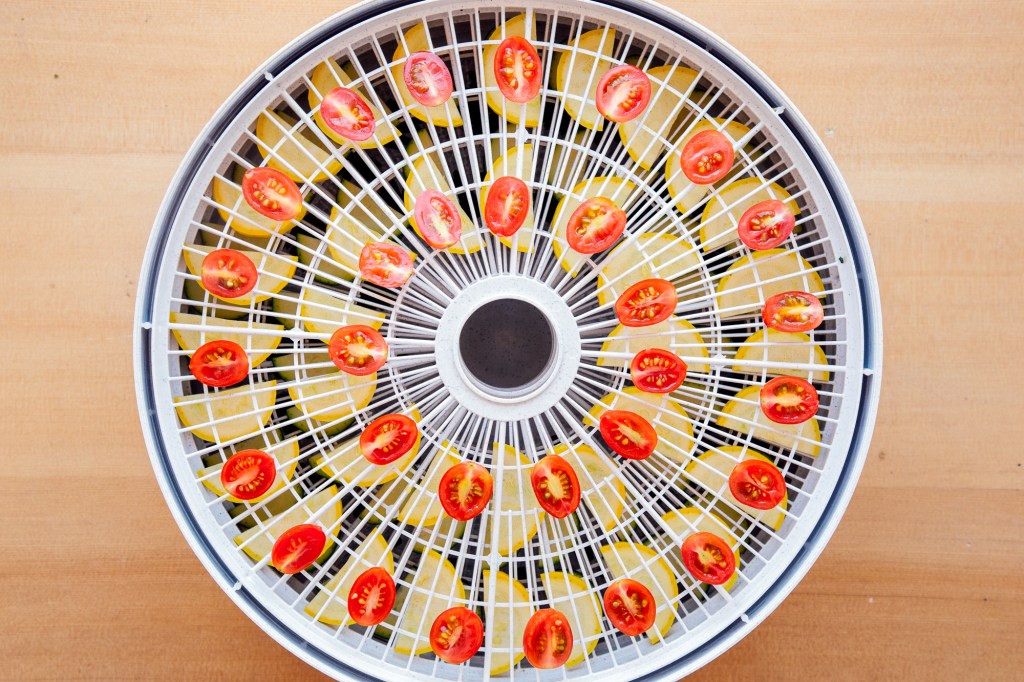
[134, 1, 883, 680]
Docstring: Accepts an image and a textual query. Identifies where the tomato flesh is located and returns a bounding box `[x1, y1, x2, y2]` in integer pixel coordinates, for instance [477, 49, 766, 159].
[200, 248, 258, 299]
[404, 52, 453, 107]
[241, 167, 303, 221]
[615, 278, 677, 327]
[599, 410, 657, 461]
[729, 459, 787, 510]
[523, 608, 573, 669]
[530, 455, 581, 519]
[430, 606, 483, 664]
[737, 199, 795, 250]
[439, 462, 493, 521]
[603, 579, 656, 636]
[359, 241, 414, 288]
[347, 567, 396, 626]
[596, 65, 652, 123]
[271, 524, 326, 574]
[359, 414, 419, 465]
[680, 130, 735, 185]
[566, 196, 627, 254]
[319, 87, 375, 142]
[760, 376, 819, 425]
[328, 325, 388, 376]
[414, 189, 462, 249]
[681, 531, 735, 585]
[762, 291, 824, 333]
[189, 339, 249, 387]
[220, 449, 276, 500]
[484, 176, 530, 237]
[630, 348, 687, 394]
[494, 36, 542, 103]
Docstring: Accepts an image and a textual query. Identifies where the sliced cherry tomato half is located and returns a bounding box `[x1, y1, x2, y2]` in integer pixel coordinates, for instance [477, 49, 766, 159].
[430, 606, 484, 664]
[603, 579, 656, 636]
[220, 449, 277, 500]
[328, 325, 388, 376]
[599, 410, 658, 461]
[404, 51, 453, 107]
[596, 64, 652, 123]
[530, 455, 581, 519]
[271, 524, 326, 574]
[494, 35, 543, 103]
[523, 608, 573, 669]
[615, 278, 677, 327]
[414, 189, 463, 249]
[347, 567, 396, 626]
[484, 176, 530, 237]
[680, 130, 735, 185]
[241, 167, 303, 221]
[760, 376, 819, 425]
[359, 241, 414, 288]
[630, 348, 687, 394]
[681, 531, 736, 585]
[189, 339, 249, 387]
[439, 462, 493, 521]
[729, 459, 787, 510]
[737, 199, 796, 250]
[319, 87, 376, 142]
[200, 248, 258, 299]
[359, 414, 419, 465]
[762, 291, 825, 333]
[566, 196, 627, 254]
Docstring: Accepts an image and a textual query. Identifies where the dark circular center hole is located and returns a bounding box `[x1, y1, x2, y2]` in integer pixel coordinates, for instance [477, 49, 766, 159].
[459, 299, 554, 390]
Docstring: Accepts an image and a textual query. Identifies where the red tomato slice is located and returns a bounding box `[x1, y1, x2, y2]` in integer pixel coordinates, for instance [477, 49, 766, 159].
[359, 414, 419, 465]
[595, 64, 652, 123]
[404, 51, 453, 107]
[523, 608, 573, 669]
[680, 130, 735, 185]
[530, 455, 581, 519]
[347, 567, 396, 626]
[759, 376, 819, 425]
[319, 87, 376, 142]
[681, 532, 735, 585]
[200, 248, 258, 299]
[737, 199, 796, 250]
[566, 196, 627, 254]
[614, 278, 677, 327]
[189, 339, 249, 387]
[328, 325, 388, 376]
[729, 459, 787, 510]
[220, 449, 276, 500]
[241, 167, 303, 221]
[359, 241, 414, 288]
[603, 579, 656, 636]
[630, 348, 687, 394]
[484, 176, 530, 237]
[429, 607, 483, 664]
[599, 410, 658, 461]
[494, 35, 543, 103]
[762, 291, 824, 333]
[271, 524, 326, 574]
[414, 189, 463, 249]
[439, 462, 493, 521]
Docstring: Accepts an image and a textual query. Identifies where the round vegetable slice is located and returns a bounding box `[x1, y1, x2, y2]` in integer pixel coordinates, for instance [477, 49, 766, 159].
[359, 241, 414, 288]
[220, 449, 277, 501]
[403, 52, 453, 107]
[760, 376, 819, 425]
[728, 458, 787, 510]
[493, 35, 542, 103]
[271, 524, 327, 574]
[360, 414, 419, 465]
[414, 189, 463, 249]
[328, 325, 388, 376]
[200, 248, 258, 299]
[680, 130, 735, 185]
[523, 608, 573, 669]
[439, 462, 493, 521]
[189, 339, 249, 387]
[347, 567, 396, 626]
[319, 87, 375, 142]
[630, 348, 687, 394]
[241, 167, 303, 221]
[681, 531, 736, 585]
[595, 64, 651, 123]
[484, 176, 530, 237]
[566, 196, 626, 254]
[530, 455, 581, 519]
[430, 606, 483, 664]
[762, 291, 825, 333]
[603, 578, 656, 636]
[615, 278, 677, 327]
[599, 410, 658, 461]
[737, 199, 796, 250]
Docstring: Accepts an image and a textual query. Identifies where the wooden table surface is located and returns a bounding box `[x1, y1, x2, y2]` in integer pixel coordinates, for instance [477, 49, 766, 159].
[2, 1, 1021, 679]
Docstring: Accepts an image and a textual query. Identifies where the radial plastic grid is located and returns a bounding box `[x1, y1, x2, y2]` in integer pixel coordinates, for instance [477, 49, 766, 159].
[136, 1, 879, 680]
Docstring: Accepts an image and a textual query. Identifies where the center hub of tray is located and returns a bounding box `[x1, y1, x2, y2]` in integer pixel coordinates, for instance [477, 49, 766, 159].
[459, 299, 554, 390]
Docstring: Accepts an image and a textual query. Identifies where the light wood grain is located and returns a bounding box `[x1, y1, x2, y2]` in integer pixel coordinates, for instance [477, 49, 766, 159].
[1, 0, 1022, 680]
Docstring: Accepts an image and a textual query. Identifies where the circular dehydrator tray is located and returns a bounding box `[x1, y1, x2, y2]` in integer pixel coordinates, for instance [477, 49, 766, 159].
[134, 1, 882, 680]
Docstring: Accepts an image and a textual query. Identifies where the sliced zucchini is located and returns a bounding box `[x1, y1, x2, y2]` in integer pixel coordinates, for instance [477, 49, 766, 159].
[481, 444, 544, 556]
[298, 287, 385, 336]
[619, 65, 700, 170]
[598, 542, 676, 642]
[551, 176, 637, 276]
[556, 28, 616, 130]
[716, 386, 821, 457]
[395, 446, 462, 528]
[287, 356, 376, 423]
[296, 233, 351, 284]
[551, 443, 624, 533]
[479, 143, 537, 253]
[196, 438, 299, 504]
[595, 233, 700, 306]
[732, 328, 830, 382]
[665, 118, 751, 217]
[598, 316, 710, 374]
[174, 381, 277, 443]
[183, 278, 247, 320]
[482, 570, 532, 674]
[684, 446, 790, 531]
[483, 15, 542, 126]
[310, 407, 423, 488]
[715, 249, 825, 317]
[211, 175, 295, 237]
[169, 312, 283, 366]
[182, 245, 298, 307]
[255, 109, 342, 184]
[390, 23, 463, 126]
[307, 57, 400, 149]
[305, 529, 394, 625]
[326, 180, 396, 279]
[270, 293, 300, 328]
[539, 572, 601, 667]
[233, 485, 342, 564]
[588, 386, 695, 463]
[660, 506, 741, 591]
[700, 178, 799, 252]
[385, 550, 468, 655]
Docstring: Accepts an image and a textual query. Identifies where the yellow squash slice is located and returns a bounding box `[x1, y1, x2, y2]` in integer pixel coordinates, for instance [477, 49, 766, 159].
[716, 386, 821, 457]
[598, 542, 676, 642]
[598, 316, 710, 374]
[699, 177, 799, 252]
[174, 380, 277, 443]
[551, 176, 637, 276]
[483, 570, 532, 674]
[308, 58, 400, 149]
[395, 447, 463, 527]
[660, 506, 741, 591]
[197, 438, 299, 504]
[286, 355, 376, 423]
[233, 485, 342, 564]
[391, 23, 463, 126]
[482, 445, 544, 555]
[326, 180, 398, 279]
[539, 572, 601, 667]
[182, 245, 297, 306]
[552, 443, 625, 533]
[665, 119, 751, 217]
[297, 287, 385, 336]
[483, 15, 542, 126]
[715, 249, 825, 317]
[255, 110, 342, 184]
[169, 312, 283, 367]
[556, 28, 616, 130]
[596, 233, 700, 306]
[479, 143, 537, 253]
[684, 446, 790, 531]
[211, 175, 296, 237]
[310, 408, 422, 488]
[732, 328, 830, 382]
[619, 65, 700, 170]
[386, 550, 468, 655]
[305, 530, 394, 625]
[588, 386, 695, 463]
